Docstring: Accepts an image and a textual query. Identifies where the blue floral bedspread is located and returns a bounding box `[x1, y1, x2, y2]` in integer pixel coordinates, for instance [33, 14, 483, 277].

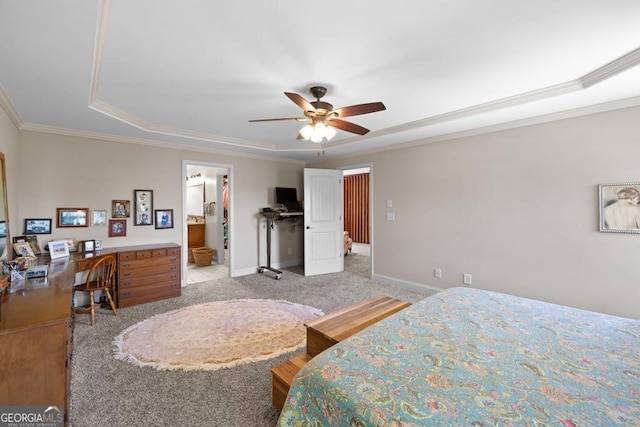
[278, 287, 640, 426]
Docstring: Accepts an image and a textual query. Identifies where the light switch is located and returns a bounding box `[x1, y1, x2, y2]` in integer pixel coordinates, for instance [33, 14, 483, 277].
[387, 199, 393, 208]
[387, 212, 395, 221]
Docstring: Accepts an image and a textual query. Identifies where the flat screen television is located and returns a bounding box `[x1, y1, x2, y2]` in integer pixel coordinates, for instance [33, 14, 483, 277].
[275, 187, 297, 204]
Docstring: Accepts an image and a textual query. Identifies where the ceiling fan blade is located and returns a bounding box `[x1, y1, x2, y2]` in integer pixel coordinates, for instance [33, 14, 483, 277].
[334, 102, 386, 118]
[328, 118, 370, 135]
[248, 117, 308, 122]
[285, 92, 316, 112]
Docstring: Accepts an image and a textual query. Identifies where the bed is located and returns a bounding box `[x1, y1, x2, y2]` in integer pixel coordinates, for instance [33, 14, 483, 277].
[277, 287, 640, 426]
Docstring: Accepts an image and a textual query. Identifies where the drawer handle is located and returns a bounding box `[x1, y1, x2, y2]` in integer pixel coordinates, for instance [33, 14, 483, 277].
[121, 281, 131, 287]
[122, 292, 131, 297]
[122, 263, 131, 268]
[170, 266, 177, 271]
[123, 272, 131, 277]
[170, 257, 177, 262]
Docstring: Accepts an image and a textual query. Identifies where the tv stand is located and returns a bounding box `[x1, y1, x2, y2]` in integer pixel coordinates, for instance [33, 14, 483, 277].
[258, 211, 303, 280]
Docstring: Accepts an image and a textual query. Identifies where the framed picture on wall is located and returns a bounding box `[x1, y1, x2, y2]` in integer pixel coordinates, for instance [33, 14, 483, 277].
[24, 218, 52, 234]
[154, 209, 173, 229]
[108, 219, 127, 237]
[92, 209, 107, 226]
[56, 208, 89, 228]
[134, 189, 153, 226]
[599, 182, 640, 234]
[112, 200, 130, 218]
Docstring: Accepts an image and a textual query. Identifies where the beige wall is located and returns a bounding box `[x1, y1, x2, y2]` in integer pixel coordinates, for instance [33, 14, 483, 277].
[5, 104, 640, 319]
[313, 106, 640, 319]
[17, 131, 304, 277]
[0, 106, 18, 242]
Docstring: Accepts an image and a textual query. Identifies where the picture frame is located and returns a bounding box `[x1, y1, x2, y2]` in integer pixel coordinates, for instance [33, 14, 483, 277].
[48, 240, 70, 259]
[56, 208, 89, 228]
[112, 200, 131, 218]
[13, 242, 35, 258]
[14, 235, 41, 255]
[134, 189, 153, 226]
[78, 240, 95, 253]
[108, 219, 127, 237]
[92, 209, 108, 226]
[154, 209, 174, 229]
[59, 238, 77, 252]
[599, 182, 640, 234]
[95, 239, 102, 250]
[24, 218, 52, 234]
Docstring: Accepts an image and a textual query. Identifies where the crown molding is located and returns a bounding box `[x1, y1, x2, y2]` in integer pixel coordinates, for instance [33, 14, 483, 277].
[0, 84, 24, 129]
[316, 95, 640, 162]
[580, 47, 640, 88]
[18, 123, 306, 165]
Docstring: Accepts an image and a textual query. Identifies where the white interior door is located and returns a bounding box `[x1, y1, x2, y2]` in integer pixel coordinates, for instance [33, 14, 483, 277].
[304, 168, 343, 276]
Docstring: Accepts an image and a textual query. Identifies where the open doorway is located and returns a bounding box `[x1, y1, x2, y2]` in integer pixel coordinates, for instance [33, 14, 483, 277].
[183, 161, 232, 285]
[341, 164, 372, 279]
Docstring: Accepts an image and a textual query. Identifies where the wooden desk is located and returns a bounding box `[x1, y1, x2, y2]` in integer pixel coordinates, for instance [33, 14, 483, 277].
[73, 243, 181, 308]
[0, 255, 76, 425]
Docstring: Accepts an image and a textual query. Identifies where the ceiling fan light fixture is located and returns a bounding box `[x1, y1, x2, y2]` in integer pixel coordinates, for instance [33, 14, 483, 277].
[325, 125, 337, 141]
[299, 124, 314, 140]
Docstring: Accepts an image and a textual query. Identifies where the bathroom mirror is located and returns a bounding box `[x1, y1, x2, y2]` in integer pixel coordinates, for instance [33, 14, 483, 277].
[0, 152, 10, 260]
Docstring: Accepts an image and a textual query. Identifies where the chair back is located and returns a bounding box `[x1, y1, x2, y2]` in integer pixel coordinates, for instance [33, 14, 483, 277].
[80, 254, 117, 290]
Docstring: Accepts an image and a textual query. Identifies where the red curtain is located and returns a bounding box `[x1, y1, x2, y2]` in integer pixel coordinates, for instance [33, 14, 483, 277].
[344, 173, 370, 244]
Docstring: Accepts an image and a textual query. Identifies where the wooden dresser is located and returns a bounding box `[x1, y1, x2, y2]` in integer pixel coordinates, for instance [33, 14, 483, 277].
[117, 243, 181, 308]
[0, 256, 76, 425]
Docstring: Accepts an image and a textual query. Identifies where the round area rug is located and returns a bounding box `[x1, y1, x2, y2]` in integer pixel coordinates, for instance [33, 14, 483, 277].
[113, 299, 324, 371]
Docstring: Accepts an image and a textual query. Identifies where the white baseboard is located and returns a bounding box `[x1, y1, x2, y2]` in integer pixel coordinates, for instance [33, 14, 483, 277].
[373, 273, 442, 296]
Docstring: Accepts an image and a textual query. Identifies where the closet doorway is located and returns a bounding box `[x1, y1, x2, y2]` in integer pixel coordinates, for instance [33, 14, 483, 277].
[183, 161, 232, 285]
[341, 164, 372, 279]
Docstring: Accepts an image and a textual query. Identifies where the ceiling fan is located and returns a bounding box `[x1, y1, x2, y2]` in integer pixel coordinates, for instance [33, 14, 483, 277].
[249, 86, 386, 143]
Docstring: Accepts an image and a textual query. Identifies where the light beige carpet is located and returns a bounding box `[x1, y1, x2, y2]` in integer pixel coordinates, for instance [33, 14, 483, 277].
[113, 299, 323, 371]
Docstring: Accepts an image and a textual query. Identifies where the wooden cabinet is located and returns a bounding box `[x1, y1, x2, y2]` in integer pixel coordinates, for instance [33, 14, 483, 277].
[117, 243, 181, 308]
[0, 257, 75, 425]
[188, 223, 205, 248]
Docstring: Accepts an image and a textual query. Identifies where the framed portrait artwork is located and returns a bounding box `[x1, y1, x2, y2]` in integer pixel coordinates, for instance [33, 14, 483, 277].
[48, 239, 70, 259]
[599, 182, 640, 234]
[134, 189, 153, 226]
[56, 208, 89, 228]
[24, 218, 52, 234]
[92, 209, 107, 226]
[112, 200, 130, 218]
[109, 219, 127, 237]
[154, 209, 174, 229]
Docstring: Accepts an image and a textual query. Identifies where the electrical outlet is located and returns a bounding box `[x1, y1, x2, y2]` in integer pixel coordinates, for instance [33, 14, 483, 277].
[434, 268, 442, 279]
[463, 273, 472, 285]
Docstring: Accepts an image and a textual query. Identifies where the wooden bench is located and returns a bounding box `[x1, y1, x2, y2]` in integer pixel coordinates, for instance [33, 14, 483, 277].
[271, 295, 411, 410]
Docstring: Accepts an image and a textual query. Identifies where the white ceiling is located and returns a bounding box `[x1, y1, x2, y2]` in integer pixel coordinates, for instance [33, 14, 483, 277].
[1, 0, 639, 163]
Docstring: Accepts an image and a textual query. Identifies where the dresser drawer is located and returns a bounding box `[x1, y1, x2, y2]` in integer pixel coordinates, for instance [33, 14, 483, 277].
[119, 263, 179, 279]
[119, 256, 180, 270]
[117, 280, 181, 307]
[119, 271, 181, 288]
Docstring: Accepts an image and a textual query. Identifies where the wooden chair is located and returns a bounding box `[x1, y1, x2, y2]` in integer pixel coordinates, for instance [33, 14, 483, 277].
[74, 254, 117, 325]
